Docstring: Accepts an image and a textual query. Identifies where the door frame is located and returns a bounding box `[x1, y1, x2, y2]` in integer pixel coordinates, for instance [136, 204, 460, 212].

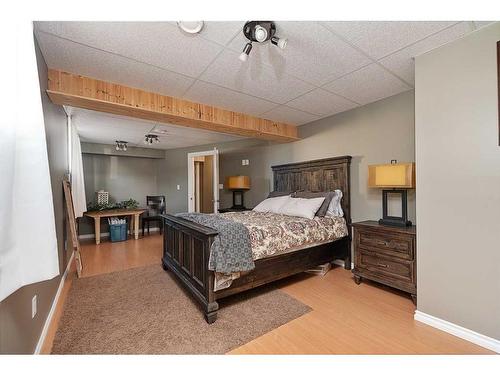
[187, 148, 219, 213]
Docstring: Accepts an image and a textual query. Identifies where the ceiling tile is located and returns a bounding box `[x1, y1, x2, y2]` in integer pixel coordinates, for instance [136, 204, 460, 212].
[261, 106, 319, 125]
[199, 21, 244, 45]
[473, 21, 495, 29]
[323, 21, 457, 59]
[200, 49, 315, 104]
[286, 88, 359, 116]
[183, 80, 277, 117]
[379, 22, 473, 85]
[35, 31, 194, 97]
[34, 21, 223, 77]
[323, 64, 411, 105]
[72, 108, 243, 150]
[227, 21, 372, 86]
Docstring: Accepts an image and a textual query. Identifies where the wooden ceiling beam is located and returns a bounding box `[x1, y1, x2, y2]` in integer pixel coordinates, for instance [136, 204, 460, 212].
[46, 70, 299, 142]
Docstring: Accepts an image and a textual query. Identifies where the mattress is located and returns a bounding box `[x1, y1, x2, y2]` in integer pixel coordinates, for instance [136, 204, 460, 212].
[213, 211, 348, 291]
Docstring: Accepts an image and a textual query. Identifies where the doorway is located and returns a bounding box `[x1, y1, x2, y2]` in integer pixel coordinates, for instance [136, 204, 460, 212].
[187, 149, 219, 213]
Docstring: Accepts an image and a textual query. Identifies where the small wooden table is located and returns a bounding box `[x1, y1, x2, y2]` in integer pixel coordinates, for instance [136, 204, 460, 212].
[84, 208, 146, 245]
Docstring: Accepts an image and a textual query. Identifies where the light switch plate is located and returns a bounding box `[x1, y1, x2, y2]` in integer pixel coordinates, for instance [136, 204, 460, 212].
[219, 184, 224, 190]
[176, 185, 181, 190]
[32, 295, 37, 319]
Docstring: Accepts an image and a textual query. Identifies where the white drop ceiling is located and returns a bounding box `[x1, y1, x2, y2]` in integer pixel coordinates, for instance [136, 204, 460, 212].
[34, 21, 493, 148]
[71, 108, 243, 150]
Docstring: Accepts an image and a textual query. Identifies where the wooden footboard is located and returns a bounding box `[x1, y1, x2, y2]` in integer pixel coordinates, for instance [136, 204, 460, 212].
[161, 214, 351, 324]
[161, 214, 219, 323]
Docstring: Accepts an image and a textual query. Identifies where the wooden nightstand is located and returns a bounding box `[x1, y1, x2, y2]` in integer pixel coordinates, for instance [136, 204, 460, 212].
[352, 221, 416, 304]
[218, 207, 252, 213]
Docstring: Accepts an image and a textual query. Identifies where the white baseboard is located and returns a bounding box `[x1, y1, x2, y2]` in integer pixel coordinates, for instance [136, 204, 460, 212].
[34, 251, 74, 354]
[414, 310, 500, 353]
[333, 259, 355, 269]
[78, 227, 160, 240]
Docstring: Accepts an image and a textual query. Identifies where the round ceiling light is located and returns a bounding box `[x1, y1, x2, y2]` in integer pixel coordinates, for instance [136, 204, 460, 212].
[177, 21, 204, 34]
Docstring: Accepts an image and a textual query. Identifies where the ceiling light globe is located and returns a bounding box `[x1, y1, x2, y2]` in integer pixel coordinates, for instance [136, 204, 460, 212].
[239, 52, 248, 62]
[277, 38, 287, 49]
[177, 21, 204, 34]
[254, 25, 268, 42]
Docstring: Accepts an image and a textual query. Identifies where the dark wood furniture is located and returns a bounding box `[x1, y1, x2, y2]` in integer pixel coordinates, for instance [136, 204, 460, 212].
[218, 207, 252, 213]
[142, 195, 166, 236]
[162, 156, 352, 323]
[352, 221, 416, 304]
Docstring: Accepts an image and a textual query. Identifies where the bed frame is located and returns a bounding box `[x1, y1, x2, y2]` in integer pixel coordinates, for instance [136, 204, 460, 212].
[161, 155, 352, 323]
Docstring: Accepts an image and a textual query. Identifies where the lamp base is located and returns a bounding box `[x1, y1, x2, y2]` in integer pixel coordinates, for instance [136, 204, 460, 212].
[379, 189, 412, 227]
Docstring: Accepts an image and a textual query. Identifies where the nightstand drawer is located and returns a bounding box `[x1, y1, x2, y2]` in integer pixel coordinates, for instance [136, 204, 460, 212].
[358, 250, 413, 282]
[358, 230, 414, 260]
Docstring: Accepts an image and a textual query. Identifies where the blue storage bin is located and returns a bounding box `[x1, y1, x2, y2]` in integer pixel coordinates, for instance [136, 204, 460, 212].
[109, 222, 127, 242]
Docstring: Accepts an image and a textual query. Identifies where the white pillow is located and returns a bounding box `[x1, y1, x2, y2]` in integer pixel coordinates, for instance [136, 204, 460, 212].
[253, 195, 291, 213]
[326, 190, 344, 217]
[279, 197, 326, 220]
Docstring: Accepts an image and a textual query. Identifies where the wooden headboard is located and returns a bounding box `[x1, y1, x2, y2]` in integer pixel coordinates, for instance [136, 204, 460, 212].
[271, 156, 352, 224]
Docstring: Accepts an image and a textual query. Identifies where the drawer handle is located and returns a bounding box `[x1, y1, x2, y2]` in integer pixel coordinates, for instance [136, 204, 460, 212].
[377, 263, 389, 268]
[376, 240, 389, 246]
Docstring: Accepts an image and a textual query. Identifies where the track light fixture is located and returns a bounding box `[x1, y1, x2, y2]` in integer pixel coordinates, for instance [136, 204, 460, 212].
[115, 140, 128, 151]
[144, 134, 160, 145]
[239, 21, 287, 62]
[239, 42, 253, 62]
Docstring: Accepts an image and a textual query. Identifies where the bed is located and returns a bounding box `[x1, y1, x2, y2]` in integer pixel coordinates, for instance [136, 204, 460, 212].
[161, 156, 352, 323]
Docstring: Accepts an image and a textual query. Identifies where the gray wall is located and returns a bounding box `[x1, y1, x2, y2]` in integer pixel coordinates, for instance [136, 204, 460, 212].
[159, 90, 416, 225]
[158, 139, 267, 214]
[79, 152, 161, 235]
[0, 36, 69, 354]
[415, 23, 500, 340]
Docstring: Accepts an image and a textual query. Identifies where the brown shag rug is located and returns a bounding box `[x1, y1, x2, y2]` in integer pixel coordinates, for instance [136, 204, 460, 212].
[52, 265, 311, 354]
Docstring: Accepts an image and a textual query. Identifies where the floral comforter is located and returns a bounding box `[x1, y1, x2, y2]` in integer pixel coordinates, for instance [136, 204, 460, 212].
[220, 211, 348, 260]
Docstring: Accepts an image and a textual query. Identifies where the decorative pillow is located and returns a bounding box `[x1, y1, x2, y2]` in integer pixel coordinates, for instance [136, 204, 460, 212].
[293, 191, 335, 217]
[279, 197, 326, 220]
[267, 191, 294, 199]
[253, 195, 291, 213]
[326, 190, 344, 217]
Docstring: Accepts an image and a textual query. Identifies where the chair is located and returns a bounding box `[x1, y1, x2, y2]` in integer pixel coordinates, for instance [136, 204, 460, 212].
[142, 195, 166, 236]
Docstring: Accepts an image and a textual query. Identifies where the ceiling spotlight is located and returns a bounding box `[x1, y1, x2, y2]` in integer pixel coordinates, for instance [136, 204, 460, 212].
[271, 36, 287, 49]
[239, 21, 287, 62]
[177, 21, 204, 34]
[254, 25, 268, 42]
[115, 140, 128, 151]
[239, 42, 253, 62]
[144, 134, 160, 145]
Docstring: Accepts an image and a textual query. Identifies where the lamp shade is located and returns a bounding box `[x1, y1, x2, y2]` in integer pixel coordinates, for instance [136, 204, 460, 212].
[226, 175, 251, 190]
[368, 163, 415, 188]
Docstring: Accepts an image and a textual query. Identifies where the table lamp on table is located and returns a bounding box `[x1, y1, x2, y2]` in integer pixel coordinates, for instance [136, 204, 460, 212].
[368, 161, 415, 227]
[226, 175, 251, 210]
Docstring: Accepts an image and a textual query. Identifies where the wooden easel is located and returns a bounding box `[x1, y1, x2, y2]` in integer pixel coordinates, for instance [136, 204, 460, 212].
[63, 179, 83, 277]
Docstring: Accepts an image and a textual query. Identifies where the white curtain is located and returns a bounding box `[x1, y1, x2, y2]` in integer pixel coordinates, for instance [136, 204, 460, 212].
[70, 120, 87, 218]
[0, 23, 59, 301]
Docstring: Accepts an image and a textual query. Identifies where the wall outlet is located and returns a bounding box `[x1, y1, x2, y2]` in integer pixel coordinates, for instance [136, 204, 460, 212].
[32, 295, 37, 319]
[218, 184, 224, 190]
[176, 185, 181, 191]
[242, 159, 250, 166]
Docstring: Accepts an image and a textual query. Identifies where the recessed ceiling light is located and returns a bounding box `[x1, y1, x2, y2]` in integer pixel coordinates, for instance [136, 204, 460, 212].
[177, 21, 204, 34]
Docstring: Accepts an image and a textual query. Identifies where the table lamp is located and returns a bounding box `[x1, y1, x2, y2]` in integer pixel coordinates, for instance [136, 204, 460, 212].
[368, 161, 415, 227]
[226, 176, 251, 209]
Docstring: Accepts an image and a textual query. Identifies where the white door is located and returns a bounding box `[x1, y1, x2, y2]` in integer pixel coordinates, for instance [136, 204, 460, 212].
[187, 149, 219, 213]
[212, 149, 219, 213]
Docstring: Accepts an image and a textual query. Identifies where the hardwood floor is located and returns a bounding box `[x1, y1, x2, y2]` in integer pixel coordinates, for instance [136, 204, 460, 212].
[41, 233, 492, 354]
